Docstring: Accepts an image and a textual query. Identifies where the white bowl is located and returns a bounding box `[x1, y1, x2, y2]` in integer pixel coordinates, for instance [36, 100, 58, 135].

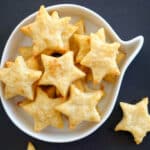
[0, 4, 144, 143]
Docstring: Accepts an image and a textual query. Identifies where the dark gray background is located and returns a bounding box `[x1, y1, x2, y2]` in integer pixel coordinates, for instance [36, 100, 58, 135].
[0, 0, 150, 149]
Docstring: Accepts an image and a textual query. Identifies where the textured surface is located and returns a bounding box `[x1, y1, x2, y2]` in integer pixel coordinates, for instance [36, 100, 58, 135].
[0, 0, 150, 149]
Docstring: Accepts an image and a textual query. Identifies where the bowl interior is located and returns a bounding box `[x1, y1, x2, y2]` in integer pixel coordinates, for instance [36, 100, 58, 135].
[0, 5, 124, 143]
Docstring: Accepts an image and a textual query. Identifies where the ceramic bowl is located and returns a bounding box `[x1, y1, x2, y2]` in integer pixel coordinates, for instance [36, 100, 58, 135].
[0, 4, 144, 143]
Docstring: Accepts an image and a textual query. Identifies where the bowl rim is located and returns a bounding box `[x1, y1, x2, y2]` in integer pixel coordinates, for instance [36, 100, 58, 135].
[0, 3, 144, 143]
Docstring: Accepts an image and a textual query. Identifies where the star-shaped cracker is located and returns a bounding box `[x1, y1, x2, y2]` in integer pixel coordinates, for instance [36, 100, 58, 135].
[56, 85, 103, 129]
[96, 28, 106, 42]
[21, 5, 77, 56]
[81, 29, 120, 83]
[5, 61, 13, 68]
[75, 19, 85, 34]
[26, 55, 43, 71]
[27, 142, 36, 150]
[19, 47, 33, 60]
[19, 88, 64, 132]
[20, 46, 56, 71]
[74, 28, 106, 63]
[73, 34, 90, 63]
[0, 56, 42, 99]
[115, 97, 150, 144]
[39, 52, 85, 97]
[104, 50, 126, 83]
[69, 20, 86, 58]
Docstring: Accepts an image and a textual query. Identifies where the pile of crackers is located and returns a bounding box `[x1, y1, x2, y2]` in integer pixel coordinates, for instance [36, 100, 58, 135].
[0, 6, 125, 132]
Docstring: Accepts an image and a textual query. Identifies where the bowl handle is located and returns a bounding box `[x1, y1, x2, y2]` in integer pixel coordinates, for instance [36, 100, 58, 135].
[123, 35, 144, 66]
